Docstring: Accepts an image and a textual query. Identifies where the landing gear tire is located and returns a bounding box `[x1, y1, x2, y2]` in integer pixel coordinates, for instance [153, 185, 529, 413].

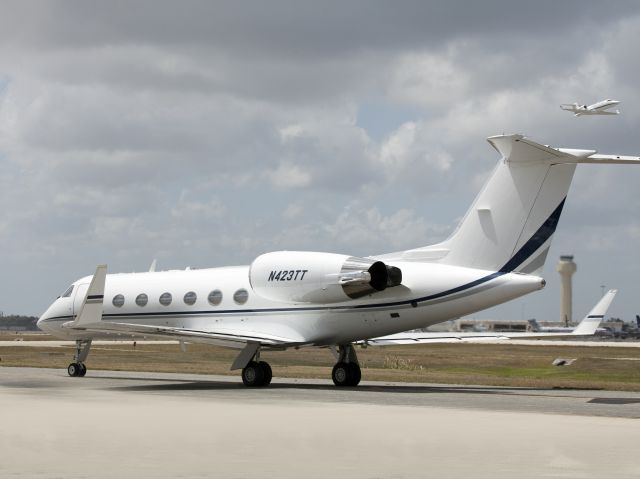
[67, 362, 83, 377]
[332, 362, 361, 387]
[242, 361, 266, 387]
[258, 361, 272, 386]
[348, 362, 361, 386]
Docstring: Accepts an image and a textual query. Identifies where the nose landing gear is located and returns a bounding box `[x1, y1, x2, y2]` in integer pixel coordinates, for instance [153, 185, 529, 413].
[67, 362, 87, 377]
[67, 339, 92, 377]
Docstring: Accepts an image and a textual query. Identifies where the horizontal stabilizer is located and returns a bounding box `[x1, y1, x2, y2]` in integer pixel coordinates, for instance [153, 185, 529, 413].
[558, 152, 640, 164]
[489, 136, 640, 165]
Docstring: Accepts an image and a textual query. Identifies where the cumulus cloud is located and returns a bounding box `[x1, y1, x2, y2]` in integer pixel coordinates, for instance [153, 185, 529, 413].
[1, 1, 640, 322]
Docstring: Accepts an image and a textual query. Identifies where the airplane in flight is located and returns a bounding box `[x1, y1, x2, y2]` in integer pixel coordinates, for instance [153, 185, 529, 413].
[560, 99, 620, 116]
[37, 134, 640, 387]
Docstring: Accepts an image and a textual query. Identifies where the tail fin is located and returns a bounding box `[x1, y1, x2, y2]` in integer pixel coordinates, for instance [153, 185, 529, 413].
[427, 134, 576, 274]
[527, 319, 541, 332]
[636, 315, 640, 328]
[391, 135, 640, 274]
[572, 289, 616, 335]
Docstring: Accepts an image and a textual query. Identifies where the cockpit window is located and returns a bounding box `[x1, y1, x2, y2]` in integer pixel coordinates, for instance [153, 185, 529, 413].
[61, 285, 74, 298]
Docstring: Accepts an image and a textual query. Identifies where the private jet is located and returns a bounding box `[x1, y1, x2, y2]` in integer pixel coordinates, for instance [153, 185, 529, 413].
[560, 99, 620, 116]
[38, 134, 640, 387]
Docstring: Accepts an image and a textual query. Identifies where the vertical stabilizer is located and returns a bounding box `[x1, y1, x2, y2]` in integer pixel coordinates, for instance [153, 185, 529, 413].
[527, 319, 541, 332]
[432, 135, 577, 273]
[379, 134, 640, 273]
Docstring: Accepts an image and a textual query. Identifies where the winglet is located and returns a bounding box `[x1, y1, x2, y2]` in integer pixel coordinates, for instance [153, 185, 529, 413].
[67, 265, 107, 329]
[572, 289, 617, 335]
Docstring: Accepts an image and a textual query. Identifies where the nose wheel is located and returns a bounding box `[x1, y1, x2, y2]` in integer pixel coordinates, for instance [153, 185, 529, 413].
[67, 362, 87, 377]
[67, 340, 92, 378]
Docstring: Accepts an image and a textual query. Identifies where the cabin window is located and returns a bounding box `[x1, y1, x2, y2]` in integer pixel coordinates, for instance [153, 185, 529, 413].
[208, 289, 222, 306]
[233, 288, 249, 305]
[184, 291, 197, 305]
[61, 285, 74, 298]
[135, 293, 148, 307]
[159, 292, 172, 306]
[112, 294, 125, 308]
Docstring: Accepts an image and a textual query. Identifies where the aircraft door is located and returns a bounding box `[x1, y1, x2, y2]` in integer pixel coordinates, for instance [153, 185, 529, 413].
[72, 283, 89, 316]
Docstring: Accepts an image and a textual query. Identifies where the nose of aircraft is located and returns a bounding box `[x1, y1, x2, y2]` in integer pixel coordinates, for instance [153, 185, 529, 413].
[36, 304, 55, 333]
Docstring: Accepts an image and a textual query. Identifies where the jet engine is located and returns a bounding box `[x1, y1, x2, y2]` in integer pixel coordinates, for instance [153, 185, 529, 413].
[249, 251, 402, 304]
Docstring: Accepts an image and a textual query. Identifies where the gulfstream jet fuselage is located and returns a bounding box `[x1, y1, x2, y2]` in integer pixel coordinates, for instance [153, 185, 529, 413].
[38, 134, 640, 387]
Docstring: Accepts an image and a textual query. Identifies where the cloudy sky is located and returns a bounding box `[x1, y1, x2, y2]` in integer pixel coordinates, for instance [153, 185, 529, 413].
[1, 1, 639, 323]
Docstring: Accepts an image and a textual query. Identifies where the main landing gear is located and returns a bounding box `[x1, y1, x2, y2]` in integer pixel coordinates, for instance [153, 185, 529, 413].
[67, 339, 92, 377]
[233, 343, 272, 387]
[241, 360, 273, 387]
[331, 344, 361, 387]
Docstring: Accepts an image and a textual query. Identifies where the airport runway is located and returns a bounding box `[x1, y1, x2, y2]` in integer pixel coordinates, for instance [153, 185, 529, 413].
[2, 367, 639, 479]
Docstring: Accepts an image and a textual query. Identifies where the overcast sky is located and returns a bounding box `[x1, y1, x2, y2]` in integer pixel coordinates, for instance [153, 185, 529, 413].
[1, 1, 639, 322]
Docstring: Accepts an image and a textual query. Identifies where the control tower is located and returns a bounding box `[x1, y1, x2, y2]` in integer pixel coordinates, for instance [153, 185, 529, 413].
[557, 255, 577, 326]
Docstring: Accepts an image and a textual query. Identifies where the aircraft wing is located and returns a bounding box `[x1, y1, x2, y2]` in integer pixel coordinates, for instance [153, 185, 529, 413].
[560, 104, 579, 112]
[363, 290, 617, 346]
[69, 320, 307, 348]
[589, 103, 618, 112]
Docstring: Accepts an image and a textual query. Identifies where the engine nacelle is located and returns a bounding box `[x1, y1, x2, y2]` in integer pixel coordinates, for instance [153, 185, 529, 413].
[249, 251, 402, 304]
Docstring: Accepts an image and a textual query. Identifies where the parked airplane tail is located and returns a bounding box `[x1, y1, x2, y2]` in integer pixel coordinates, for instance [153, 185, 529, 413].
[572, 289, 617, 335]
[385, 135, 640, 275]
[527, 318, 541, 332]
[636, 315, 640, 328]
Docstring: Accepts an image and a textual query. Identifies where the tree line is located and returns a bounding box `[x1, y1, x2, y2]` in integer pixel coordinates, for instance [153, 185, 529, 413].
[0, 315, 40, 331]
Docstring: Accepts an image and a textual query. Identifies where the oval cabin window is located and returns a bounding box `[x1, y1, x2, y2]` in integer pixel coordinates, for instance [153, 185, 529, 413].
[135, 294, 148, 307]
[183, 291, 197, 305]
[112, 294, 125, 308]
[208, 290, 222, 306]
[233, 288, 249, 305]
[159, 292, 172, 306]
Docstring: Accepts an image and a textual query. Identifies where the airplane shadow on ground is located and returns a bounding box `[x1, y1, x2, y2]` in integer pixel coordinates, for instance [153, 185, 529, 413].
[100, 375, 573, 396]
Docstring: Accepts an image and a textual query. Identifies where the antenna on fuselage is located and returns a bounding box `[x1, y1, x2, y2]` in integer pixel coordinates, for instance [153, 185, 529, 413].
[149, 259, 157, 272]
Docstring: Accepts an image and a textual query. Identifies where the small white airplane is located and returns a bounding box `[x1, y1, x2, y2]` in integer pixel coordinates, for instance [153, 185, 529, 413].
[527, 311, 612, 335]
[560, 99, 620, 116]
[38, 134, 640, 387]
[367, 290, 617, 345]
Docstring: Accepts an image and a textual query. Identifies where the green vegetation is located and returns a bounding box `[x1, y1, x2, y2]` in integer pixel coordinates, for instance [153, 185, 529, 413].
[0, 315, 39, 331]
[1, 338, 640, 391]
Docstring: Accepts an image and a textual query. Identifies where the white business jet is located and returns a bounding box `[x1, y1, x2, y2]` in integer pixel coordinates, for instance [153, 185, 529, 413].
[38, 134, 640, 387]
[560, 99, 620, 116]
